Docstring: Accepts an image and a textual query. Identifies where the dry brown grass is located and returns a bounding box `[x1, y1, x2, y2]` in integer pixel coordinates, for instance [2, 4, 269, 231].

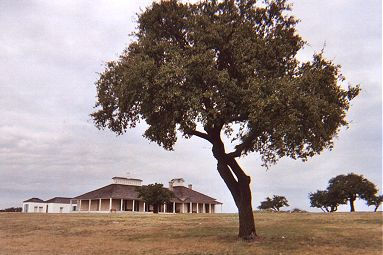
[0, 212, 381, 255]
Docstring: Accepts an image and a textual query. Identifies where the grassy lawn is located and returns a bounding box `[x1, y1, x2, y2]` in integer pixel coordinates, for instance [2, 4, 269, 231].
[0, 212, 381, 255]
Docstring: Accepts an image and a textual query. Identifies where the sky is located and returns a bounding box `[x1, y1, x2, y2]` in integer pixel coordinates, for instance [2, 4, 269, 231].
[0, 0, 381, 213]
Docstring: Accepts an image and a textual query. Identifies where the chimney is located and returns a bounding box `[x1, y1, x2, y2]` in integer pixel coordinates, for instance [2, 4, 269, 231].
[169, 181, 173, 191]
[188, 184, 192, 190]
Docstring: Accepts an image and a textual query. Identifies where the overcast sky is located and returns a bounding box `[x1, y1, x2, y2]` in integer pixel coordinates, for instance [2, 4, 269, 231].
[0, 0, 381, 213]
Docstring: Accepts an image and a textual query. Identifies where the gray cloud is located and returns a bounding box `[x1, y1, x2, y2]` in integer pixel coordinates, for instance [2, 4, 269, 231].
[0, 0, 381, 213]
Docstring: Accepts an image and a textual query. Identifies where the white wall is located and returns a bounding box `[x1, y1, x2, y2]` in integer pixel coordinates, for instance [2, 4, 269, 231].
[22, 202, 77, 213]
[46, 203, 74, 213]
[22, 202, 47, 213]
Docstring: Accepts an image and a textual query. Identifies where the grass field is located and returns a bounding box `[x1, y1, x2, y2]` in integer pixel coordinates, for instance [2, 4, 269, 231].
[0, 212, 381, 255]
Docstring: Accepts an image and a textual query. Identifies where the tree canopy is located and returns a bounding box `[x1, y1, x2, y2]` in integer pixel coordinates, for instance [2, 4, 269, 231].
[91, 0, 360, 240]
[258, 195, 289, 211]
[327, 173, 378, 212]
[367, 195, 383, 212]
[136, 183, 174, 213]
[310, 173, 379, 212]
[308, 190, 345, 213]
[92, 0, 359, 166]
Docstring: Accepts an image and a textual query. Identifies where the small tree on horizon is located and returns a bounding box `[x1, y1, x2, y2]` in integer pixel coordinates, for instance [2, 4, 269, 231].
[258, 195, 289, 211]
[327, 173, 378, 212]
[309, 190, 345, 212]
[367, 195, 383, 212]
[136, 183, 174, 213]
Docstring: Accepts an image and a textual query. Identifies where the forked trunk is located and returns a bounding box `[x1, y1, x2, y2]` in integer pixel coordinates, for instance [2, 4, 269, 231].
[211, 133, 256, 240]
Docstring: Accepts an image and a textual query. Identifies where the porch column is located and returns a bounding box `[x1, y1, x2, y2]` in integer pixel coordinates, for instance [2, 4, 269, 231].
[203, 203, 205, 213]
[132, 200, 135, 212]
[209, 203, 211, 213]
[182, 203, 185, 213]
[196, 203, 199, 213]
[99, 199, 102, 211]
[164, 203, 166, 213]
[221, 204, 222, 213]
[120, 199, 123, 211]
[79, 200, 82, 211]
[88, 199, 91, 211]
[189, 202, 192, 213]
[70, 200, 72, 212]
[173, 202, 175, 213]
[143, 202, 146, 212]
[109, 198, 112, 211]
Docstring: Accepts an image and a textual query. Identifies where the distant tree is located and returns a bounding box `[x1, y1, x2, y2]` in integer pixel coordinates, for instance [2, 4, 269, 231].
[91, 0, 359, 240]
[290, 208, 307, 213]
[0, 207, 22, 212]
[367, 195, 383, 212]
[309, 190, 345, 212]
[136, 183, 174, 213]
[258, 197, 274, 211]
[258, 195, 289, 211]
[328, 173, 378, 212]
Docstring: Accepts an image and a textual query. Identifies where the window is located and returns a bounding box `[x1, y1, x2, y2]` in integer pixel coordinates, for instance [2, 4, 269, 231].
[72, 205, 77, 211]
[34, 206, 38, 212]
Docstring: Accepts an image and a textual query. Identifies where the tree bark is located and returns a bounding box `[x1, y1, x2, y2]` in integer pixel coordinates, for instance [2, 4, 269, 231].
[349, 198, 355, 212]
[210, 130, 256, 240]
[237, 175, 256, 240]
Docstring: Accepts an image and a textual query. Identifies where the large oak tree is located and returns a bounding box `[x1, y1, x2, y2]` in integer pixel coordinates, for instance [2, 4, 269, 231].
[91, 0, 359, 240]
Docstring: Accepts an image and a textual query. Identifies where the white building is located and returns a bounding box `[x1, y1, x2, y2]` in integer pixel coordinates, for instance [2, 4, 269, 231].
[22, 177, 222, 214]
[22, 198, 47, 213]
[22, 197, 77, 213]
[72, 177, 222, 213]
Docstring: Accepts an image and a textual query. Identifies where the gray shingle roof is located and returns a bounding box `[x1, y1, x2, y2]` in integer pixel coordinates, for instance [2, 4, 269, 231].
[74, 184, 221, 204]
[74, 184, 140, 200]
[23, 198, 44, 203]
[171, 186, 222, 204]
[45, 197, 74, 204]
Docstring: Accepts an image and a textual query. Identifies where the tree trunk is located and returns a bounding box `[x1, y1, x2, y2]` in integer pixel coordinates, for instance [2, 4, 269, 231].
[237, 176, 256, 240]
[211, 132, 256, 240]
[153, 204, 159, 214]
[349, 198, 355, 212]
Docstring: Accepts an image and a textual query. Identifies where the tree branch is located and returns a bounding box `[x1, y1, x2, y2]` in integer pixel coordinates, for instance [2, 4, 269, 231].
[189, 130, 212, 143]
[227, 131, 258, 158]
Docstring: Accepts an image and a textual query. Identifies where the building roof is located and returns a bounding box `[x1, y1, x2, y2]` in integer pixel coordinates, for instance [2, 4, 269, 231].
[45, 197, 74, 204]
[112, 177, 143, 181]
[74, 184, 140, 200]
[23, 198, 44, 203]
[171, 186, 222, 204]
[74, 184, 221, 204]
